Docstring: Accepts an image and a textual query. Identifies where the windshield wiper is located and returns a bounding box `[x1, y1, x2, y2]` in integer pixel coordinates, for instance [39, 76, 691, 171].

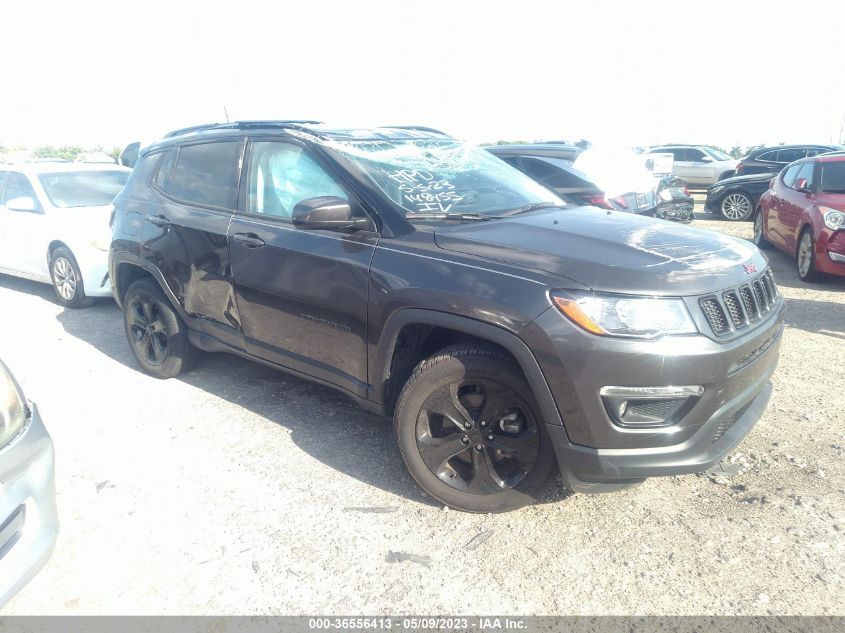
[405, 212, 505, 221]
[501, 202, 566, 216]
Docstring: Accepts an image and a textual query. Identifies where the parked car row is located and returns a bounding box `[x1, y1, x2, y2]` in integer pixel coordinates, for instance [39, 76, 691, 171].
[486, 144, 693, 221]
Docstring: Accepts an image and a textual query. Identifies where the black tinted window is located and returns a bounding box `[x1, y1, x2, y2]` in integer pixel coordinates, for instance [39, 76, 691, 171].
[686, 148, 706, 161]
[805, 148, 827, 158]
[778, 148, 806, 163]
[819, 162, 845, 193]
[520, 157, 560, 182]
[757, 150, 779, 162]
[170, 142, 241, 208]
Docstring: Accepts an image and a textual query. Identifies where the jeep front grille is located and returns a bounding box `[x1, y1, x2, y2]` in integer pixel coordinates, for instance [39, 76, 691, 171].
[699, 268, 780, 337]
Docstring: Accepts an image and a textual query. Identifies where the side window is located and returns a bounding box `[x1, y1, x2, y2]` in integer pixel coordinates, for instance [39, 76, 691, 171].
[687, 148, 706, 162]
[757, 150, 780, 162]
[781, 164, 802, 188]
[805, 148, 826, 158]
[245, 142, 346, 220]
[671, 148, 689, 161]
[791, 162, 815, 189]
[2, 173, 41, 211]
[0, 171, 7, 197]
[519, 157, 560, 183]
[169, 141, 241, 209]
[778, 148, 806, 164]
[152, 150, 175, 191]
[499, 156, 521, 168]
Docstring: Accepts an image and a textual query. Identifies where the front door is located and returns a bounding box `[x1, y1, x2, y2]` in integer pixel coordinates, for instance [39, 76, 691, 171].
[227, 140, 378, 397]
[779, 161, 816, 253]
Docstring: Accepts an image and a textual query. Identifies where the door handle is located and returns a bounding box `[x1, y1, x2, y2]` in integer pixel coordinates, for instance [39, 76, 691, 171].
[231, 232, 265, 248]
[146, 215, 171, 227]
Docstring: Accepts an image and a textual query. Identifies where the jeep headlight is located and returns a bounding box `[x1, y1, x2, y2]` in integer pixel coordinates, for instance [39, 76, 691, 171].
[551, 291, 698, 338]
[820, 206, 845, 231]
[1, 361, 28, 449]
[709, 185, 725, 197]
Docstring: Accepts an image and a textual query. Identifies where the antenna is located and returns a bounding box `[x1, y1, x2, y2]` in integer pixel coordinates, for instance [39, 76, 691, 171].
[223, 106, 230, 123]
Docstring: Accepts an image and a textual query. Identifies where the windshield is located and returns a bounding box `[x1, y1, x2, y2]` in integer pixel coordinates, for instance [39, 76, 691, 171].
[704, 147, 732, 161]
[329, 138, 562, 217]
[38, 171, 128, 208]
[819, 161, 845, 194]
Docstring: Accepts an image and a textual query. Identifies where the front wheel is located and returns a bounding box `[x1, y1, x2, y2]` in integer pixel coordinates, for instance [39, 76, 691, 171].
[123, 278, 195, 378]
[753, 208, 771, 249]
[394, 345, 556, 513]
[797, 228, 819, 282]
[720, 192, 754, 221]
[49, 247, 91, 308]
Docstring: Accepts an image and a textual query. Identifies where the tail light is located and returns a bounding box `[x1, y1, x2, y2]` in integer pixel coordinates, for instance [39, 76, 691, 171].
[683, 187, 689, 196]
[609, 195, 629, 209]
[735, 162, 744, 175]
[584, 194, 612, 209]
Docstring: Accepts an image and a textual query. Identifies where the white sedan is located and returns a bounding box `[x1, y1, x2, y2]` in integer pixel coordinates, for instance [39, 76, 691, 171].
[0, 163, 129, 307]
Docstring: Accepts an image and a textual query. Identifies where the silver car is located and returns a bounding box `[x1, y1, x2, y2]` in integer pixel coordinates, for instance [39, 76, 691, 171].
[646, 145, 738, 186]
[0, 359, 58, 607]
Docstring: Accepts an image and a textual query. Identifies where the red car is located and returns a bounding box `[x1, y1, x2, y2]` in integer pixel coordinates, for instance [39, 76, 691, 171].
[755, 154, 845, 281]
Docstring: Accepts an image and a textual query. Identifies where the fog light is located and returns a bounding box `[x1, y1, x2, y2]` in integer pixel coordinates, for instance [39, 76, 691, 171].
[600, 386, 703, 428]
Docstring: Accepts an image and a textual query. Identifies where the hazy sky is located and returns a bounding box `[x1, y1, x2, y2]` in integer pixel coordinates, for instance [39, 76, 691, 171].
[4, 0, 844, 150]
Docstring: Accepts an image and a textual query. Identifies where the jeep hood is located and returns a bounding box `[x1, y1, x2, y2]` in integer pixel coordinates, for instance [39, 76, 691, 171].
[433, 207, 766, 296]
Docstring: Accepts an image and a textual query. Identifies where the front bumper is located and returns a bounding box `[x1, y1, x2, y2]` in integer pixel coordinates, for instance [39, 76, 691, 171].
[0, 402, 58, 607]
[522, 299, 784, 489]
[816, 228, 845, 277]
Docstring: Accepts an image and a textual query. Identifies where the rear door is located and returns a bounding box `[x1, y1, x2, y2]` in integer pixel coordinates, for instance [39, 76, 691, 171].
[141, 139, 244, 347]
[227, 139, 378, 397]
[0, 172, 47, 276]
[767, 163, 802, 249]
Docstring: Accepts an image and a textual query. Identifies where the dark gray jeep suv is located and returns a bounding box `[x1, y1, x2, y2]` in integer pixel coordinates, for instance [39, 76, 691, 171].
[109, 122, 784, 512]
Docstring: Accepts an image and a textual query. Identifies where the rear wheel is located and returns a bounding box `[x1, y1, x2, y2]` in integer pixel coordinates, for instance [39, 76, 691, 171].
[720, 192, 753, 221]
[753, 208, 771, 249]
[797, 228, 819, 282]
[49, 247, 91, 308]
[394, 345, 555, 513]
[123, 278, 195, 378]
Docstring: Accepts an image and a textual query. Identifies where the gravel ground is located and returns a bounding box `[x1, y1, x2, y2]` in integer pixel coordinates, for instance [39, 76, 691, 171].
[2, 197, 843, 615]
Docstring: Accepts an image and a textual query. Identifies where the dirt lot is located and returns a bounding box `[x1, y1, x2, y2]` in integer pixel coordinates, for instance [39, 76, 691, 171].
[2, 197, 843, 615]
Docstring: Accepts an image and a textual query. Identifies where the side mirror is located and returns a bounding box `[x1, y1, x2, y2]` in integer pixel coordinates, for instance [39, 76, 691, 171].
[795, 178, 811, 193]
[699, 155, 713, 163]
[292, 196, 370, 231]
[5, 196, 39, 212]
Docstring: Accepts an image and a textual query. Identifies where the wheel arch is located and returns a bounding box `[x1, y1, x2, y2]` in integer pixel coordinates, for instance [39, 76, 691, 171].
[110, 252, 185, 316]
[373, 308, 566, 431]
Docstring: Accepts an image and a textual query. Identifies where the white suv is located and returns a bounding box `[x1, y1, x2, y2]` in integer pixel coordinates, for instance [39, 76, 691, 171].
[646, 145, 738, 186]
[0, 163, 130, 307]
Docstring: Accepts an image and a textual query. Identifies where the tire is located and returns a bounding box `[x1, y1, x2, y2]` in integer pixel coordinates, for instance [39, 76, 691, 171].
[394, 344, 556, 513]
[720, 192, 754, 221]
[49, 247, 92, 308]
[752, 208, 771, 249]
[122, 278, 195, 378]
[796, 228, 819, 282]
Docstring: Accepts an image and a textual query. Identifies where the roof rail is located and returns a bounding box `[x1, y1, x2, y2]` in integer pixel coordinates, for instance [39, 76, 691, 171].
[381, 125, 450, 136]
[163, 120, 323, 138]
